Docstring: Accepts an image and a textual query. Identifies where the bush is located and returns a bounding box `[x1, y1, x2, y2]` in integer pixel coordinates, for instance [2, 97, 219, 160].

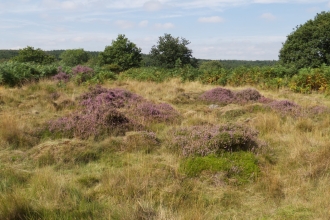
[134, 102, 179, 122]
[52, 67, 70, 83]
[199, 87, 234, 105]
[71, 65, 95, 85]
[268, 100, 301, 116]
[233, 88, 262, 103]
[168, 123, 260, 157]
[49, 87, 141, 139]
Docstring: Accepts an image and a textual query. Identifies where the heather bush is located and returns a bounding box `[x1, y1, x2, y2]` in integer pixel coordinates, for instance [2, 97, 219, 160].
[49, 106, 132, 139]
[233, 88, 262, 103]
[268, 100, 301, 116]
[200, 87, 234, 105]
[52, 67, 70, 83]
[135, 102, 179, 122]
[168, 123, 260, 157]
[79, 86, 142, 109]
[71, 65, 95, 84]
[48, 86, 142, 139]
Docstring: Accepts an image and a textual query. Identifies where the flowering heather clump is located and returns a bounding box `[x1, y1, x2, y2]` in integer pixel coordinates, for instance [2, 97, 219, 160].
[52, 67, 70, 82]
[71, 65, 95, 84]
[135, 102, 179, 122]
[268, 100, 301, 116]
[79, 86, 142, 109]
[49, 106, 132, 139]
[48, 86, 142, 139]
[200, 87, 234, 105]
[308, 105, 330, 115]
[168, 123, 260, 157]
[234, 88, 262, 103]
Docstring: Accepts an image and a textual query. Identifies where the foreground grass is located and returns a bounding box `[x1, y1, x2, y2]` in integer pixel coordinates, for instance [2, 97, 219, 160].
[1, 79, 330, 219]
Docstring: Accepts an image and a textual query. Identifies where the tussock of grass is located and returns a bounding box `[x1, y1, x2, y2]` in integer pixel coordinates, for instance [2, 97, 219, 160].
[2, 79, 330, 219]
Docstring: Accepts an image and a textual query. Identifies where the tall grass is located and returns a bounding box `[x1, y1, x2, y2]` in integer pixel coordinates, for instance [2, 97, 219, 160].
[1, 78, 330, 219]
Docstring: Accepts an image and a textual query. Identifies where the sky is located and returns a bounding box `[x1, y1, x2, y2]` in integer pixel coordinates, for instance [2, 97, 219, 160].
[1, 0, 330, 60]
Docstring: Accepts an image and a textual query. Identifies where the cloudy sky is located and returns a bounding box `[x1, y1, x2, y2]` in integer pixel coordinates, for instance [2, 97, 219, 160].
[1, 0, 329, 60]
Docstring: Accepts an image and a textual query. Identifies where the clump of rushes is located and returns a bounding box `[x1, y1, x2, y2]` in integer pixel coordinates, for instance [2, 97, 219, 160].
[168, 123, 260, 157]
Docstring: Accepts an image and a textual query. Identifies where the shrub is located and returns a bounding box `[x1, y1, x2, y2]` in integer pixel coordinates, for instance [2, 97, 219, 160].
[168, 123, 260, 157]
[71, 65, 95, 84]
[268, 100, 301, 116]
[199, 87, 234, 105]
[135, 102, 179, 122]
[52, 67, 70, 83]
[233, 88, 262, 103]
[48, 86, 141, 139]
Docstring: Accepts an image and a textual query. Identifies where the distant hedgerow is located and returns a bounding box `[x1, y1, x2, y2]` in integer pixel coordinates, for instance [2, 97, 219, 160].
[168, 123, 260, 157]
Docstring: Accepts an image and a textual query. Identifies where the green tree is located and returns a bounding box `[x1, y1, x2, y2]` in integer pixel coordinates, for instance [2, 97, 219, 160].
[279, 11, 330, 69]
[98, 34, 142, 71]
[11, 46, 55, 64]
[149, 33, 195, 68]
[60, 49, 89, 66]
[199, 60, 223, 72]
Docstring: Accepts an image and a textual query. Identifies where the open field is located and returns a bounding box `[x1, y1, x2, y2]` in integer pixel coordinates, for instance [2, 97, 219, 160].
[1, 78, 330, 219]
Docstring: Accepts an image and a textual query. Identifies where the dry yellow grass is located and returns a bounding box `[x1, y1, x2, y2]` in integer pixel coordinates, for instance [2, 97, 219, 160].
[1, 78, 330, 219]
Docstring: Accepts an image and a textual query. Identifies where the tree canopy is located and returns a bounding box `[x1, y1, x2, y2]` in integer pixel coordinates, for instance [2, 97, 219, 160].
[279, 11, 330, 69]
[98, 34, 142, 71]
[11, 46, 55, 64]
[149, 34, 195, 68]
[60, 49, 89, 66]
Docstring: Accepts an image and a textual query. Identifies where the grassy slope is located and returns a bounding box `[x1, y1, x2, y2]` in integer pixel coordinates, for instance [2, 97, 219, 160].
[1, 79, 330, 219]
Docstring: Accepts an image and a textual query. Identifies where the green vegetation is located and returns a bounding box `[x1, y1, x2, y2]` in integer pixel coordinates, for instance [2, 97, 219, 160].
[2, 12, 330, 218]
[11, 46, 56, 64]
[149, 33, 197, 68]
[279, 11, 330, 69]
[59, 48, 89, 66]
[180, 152, 259, 184]
[98, 34, 142, 71]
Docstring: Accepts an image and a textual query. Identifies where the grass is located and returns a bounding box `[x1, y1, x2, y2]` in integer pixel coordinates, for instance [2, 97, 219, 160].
[1, 78, 330, 219]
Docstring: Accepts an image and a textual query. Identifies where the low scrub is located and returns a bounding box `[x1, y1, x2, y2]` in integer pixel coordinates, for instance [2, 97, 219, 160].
[168, 123, 260, 157]
[200, 87, 264, 105]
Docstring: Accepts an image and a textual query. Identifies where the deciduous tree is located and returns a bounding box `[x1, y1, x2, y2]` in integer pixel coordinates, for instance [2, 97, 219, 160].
[279, 11, 330, 69]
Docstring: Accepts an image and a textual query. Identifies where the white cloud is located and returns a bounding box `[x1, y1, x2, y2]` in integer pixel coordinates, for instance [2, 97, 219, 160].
[154, 22, 175, 29]
[139, 20, 149, 27]
[143, 0, 163, 11]
[198, 16, 224, 23]
[114, 20, 135, 29]
[260, 13, 276, 21]
[61, 1, 77, 10]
